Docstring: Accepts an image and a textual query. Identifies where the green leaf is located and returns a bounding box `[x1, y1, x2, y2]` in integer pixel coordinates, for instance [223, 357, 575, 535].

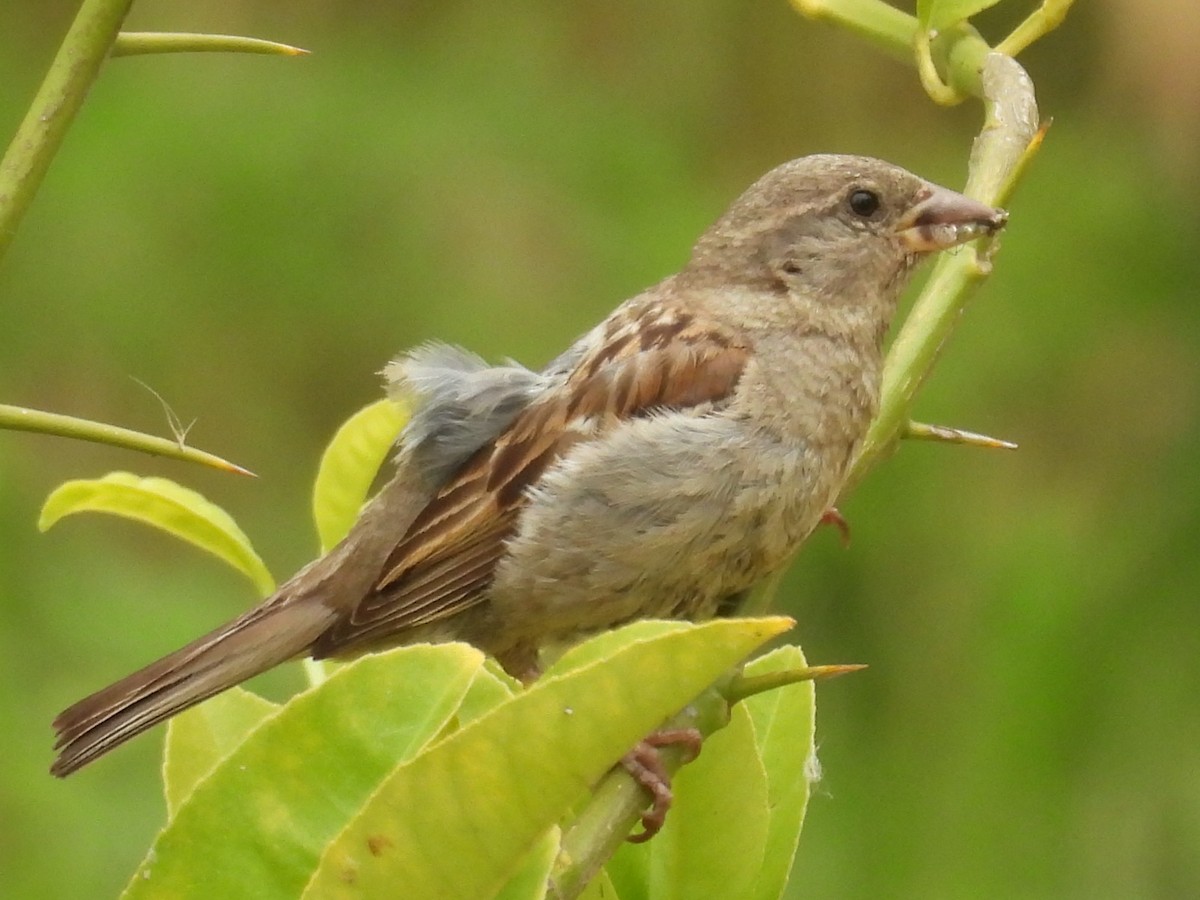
[453, 663, 518, 727]
[741, 645, 818, 900]
[495, 827, 560, 900]
[39, 472, 275, 595]
[162, 687, 280, 818]
[312, 398, 407, 553]
[606, 705, 769, 900]
[578, 870, 621, 900]
[544, 619, 690, 678]
[123, 643, 485, 899]
[917, 0, 1002, 32]
[301, 617, 793, 899]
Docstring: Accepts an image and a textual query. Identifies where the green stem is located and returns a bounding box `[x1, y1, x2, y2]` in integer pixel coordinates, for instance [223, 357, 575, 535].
[791, 0, 993, 102]
[789, 0, 917, 64]
[0, 403, 254, 475]
[847, 53, 1042, 489]
[550, 685, 732, 899]
[551, 657, 859, 896]
[996, 0, 1076, 57]
[0, 0, 133, 265]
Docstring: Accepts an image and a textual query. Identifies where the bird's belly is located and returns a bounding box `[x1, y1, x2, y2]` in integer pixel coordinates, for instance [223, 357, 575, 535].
[489, 414, 840, 646]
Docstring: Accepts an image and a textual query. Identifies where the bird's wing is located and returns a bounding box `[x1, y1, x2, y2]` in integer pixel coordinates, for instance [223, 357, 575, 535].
[312, 296, 749, 656]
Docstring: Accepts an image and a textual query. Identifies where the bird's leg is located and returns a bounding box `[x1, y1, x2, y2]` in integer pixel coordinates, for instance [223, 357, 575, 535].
[506, 641, 702, 842]
[622, 727, 704, 843]
[497, 643, 543, 684]
[819, 507, 851, 546]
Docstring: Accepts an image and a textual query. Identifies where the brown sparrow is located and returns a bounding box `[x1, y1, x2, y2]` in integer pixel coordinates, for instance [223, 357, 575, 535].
[52, 154, 1005, 776]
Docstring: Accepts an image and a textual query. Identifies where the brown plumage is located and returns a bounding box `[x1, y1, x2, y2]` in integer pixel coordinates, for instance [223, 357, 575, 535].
[52, 155, 1005, 776]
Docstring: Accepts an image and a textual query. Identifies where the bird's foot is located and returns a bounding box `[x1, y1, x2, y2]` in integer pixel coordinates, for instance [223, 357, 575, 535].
[820, 507, 851, 546]
[621, 727, 703, 843]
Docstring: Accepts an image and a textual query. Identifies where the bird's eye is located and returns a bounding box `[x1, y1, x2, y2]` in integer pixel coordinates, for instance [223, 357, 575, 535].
[848, 189, 881, 218]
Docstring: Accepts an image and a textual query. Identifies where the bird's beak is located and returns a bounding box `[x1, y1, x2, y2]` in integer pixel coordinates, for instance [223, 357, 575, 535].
[895, 183, 1007, 253]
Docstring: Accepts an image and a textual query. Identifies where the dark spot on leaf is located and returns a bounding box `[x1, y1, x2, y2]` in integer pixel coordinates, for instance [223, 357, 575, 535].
[367, 834, 393, 857]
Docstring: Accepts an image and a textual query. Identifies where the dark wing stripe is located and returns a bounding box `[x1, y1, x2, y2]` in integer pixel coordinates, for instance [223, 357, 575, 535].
[359, 517, 514, 620]
[375, 473, 492, 588]
[373, 530, 509, 617]
[638, 312, 693, 350]
[582, 326, 636, 377]
[314, 543, 505, 656]
[382, 557, 502, 625]
[317, 299, 750, 658]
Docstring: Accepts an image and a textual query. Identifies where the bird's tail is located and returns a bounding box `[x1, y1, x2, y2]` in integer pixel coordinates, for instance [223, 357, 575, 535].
[51, 597, 336, 777]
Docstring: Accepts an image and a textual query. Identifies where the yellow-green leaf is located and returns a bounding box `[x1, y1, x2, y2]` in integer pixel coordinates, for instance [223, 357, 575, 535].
[123, 643, 485, 899]
[741, 645, 818, 900]
[495, 827, 561, 900]
[39, 472, 274, 595]
[607, 704, 769, 900]
[162, 687, 280, 818]
[578, 870, 621, 900]
[544, 619, 690, 678]
[302, 617, 792, 899]
[453, 663, 518, 727]
[312, 398, 407, 553]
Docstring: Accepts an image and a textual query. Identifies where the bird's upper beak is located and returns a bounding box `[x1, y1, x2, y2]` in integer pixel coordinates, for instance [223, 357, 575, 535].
[895, 183, 1007, 253]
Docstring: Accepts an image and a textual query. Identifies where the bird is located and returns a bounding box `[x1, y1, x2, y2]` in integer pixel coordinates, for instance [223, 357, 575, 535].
[51, 154, 1006, 778]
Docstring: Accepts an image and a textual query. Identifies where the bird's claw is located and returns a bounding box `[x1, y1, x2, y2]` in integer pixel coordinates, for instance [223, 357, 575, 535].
[820, 507, 851, 546]
[622, 727, 703, 842]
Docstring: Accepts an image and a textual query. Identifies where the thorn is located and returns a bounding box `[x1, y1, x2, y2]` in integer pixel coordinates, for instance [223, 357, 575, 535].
[182, 446, 256, 477]
[725, 662, 868, 703]
[213, 458, 258, 478]
[905, 421, 1018, 451]
[1032, 118, 1052, 149]
[805, 663, 868, 681]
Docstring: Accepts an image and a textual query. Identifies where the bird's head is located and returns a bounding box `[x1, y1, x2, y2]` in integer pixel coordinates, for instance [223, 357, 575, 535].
[687, 154, 1006, 312]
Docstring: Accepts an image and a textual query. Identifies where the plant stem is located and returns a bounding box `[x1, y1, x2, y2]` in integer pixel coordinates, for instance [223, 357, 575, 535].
[996, 0, 1076, 57]
[550, 685, 732, 899]
[0, 0, 133, 266]
[845, 52, 1041, 490]
[0, 403, 254, 475]
[789, 0, 917, 64]
[792, 0, 994, 102]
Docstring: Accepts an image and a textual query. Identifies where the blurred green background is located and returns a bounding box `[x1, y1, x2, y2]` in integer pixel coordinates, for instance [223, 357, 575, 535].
[2, 1, 1198, 897]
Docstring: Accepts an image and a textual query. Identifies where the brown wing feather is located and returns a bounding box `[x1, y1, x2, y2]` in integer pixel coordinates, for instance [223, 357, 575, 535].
[313, 299, 749, 657]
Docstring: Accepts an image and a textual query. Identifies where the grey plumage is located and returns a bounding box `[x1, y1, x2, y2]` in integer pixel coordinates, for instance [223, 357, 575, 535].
[388, 343, 548, 486]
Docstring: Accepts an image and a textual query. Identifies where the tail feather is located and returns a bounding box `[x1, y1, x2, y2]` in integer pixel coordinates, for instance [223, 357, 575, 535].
[51, 599, 336, 777]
